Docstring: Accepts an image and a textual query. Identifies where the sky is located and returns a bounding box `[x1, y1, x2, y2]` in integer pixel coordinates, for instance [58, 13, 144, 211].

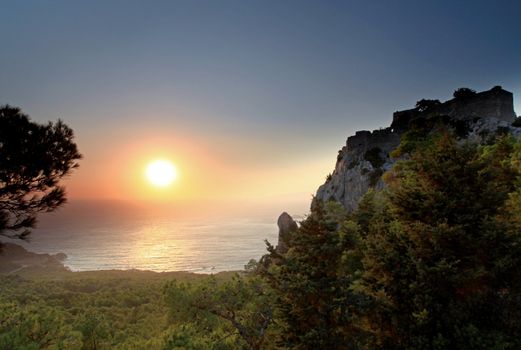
[1, 0, 520, 214]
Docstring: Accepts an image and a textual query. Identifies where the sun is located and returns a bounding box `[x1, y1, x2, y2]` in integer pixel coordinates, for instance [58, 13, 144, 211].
[145, 160, 177, 187]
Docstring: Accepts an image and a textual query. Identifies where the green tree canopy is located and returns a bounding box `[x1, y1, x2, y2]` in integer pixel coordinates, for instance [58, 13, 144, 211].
[359, 134, 521, 349]
[261, 201, 366, 350]
[164, 273, 275, 350]
[261, 133, 521, 349]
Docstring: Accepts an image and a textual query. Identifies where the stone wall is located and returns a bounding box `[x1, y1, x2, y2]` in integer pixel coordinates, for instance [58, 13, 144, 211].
[391, 86, 516, 131]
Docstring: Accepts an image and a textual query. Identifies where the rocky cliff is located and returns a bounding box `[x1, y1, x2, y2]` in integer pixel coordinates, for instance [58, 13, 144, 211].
[316, 86, 519, 211]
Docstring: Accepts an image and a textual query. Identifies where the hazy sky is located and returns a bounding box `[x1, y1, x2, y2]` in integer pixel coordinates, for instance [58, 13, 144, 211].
[1, 0, 520, 212]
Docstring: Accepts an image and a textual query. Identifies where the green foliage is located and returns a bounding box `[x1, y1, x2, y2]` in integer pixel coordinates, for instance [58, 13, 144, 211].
[0, 299, 82, 349]
[359, 134, 521, 349]
[353, 189, 386, 232]
[0, 272, 198, 349]
[244, 259, 259, 273]
[390, 127, 434, 158]
[0, 105, 81, 240]
[164, 273, 275, 350]
[78, 311, 110, 350]
[261, 201, 367, 349]
[163, 324, 217, 350]
[3, 131, 521, 350]
[390, 117, 470, 158]
[256, 134, 521, 349]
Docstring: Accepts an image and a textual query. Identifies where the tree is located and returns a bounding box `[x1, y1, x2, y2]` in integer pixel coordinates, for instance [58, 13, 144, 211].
[164, 273, 275, 350]
[359, 134, 521, 349]
[0, 300, 82, 349]
[0, 105, 81, 240]
[453, 87, 476, 99]
[261, 201, 366, 350]
[415, 99, 441, 113]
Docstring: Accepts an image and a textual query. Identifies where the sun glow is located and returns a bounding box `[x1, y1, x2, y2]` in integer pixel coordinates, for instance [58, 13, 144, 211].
[145, 160, 177, 187]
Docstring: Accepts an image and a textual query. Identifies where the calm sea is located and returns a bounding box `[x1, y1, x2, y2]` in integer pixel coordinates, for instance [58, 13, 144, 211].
[5, 200, 303, 273]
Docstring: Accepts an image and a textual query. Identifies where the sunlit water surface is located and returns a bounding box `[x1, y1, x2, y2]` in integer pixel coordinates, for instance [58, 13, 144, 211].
[5, 201, 296, 273]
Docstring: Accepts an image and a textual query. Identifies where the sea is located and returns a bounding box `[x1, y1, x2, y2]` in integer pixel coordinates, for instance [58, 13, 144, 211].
[3, 200, 305, 273]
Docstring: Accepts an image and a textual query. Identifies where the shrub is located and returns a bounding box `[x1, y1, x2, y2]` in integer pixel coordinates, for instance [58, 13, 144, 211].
[364, 147, 385, 168]
[453, 87, 476, 99]
[415, 99, 441, 113]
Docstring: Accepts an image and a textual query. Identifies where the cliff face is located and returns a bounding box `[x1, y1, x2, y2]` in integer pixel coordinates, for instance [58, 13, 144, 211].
[316, 86, 519, 212]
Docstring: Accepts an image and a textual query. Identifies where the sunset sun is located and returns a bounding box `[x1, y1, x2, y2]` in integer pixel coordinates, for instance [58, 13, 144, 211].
[145, 159, 177, 187]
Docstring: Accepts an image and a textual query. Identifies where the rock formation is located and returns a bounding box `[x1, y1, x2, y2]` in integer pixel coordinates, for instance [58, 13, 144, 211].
[316, 86, 519, 211]
[276, 212, 298, 254]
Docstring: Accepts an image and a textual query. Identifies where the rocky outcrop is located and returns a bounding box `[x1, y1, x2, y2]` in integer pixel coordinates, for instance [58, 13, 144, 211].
[316, 86, 519, 212]
[276, 212, 298, 254]
[316, 128, 401, 211]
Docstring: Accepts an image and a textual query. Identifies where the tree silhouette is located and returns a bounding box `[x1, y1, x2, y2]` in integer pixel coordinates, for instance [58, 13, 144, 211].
[415, 99, 441, 113]
[0, 105, 81, 240]
[453, 87, 476, 99]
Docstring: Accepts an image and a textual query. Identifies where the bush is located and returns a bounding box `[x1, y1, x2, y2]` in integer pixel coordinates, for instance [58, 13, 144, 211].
[453, 87, 477, 99]
[364, 147, 385, 168]
[415, 99, 441, 113]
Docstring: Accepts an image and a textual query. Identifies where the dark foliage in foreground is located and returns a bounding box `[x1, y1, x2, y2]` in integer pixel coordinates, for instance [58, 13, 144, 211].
[0, 105, 81, 240]
[358, 134, 521, 349]
[259, 133, 521, 349]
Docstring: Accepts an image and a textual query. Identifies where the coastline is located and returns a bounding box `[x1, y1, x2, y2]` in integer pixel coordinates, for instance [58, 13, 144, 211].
[0, 242, 239, 280]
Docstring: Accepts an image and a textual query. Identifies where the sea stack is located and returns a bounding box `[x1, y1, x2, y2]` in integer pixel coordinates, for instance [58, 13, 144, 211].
[276, 212, 298, 254]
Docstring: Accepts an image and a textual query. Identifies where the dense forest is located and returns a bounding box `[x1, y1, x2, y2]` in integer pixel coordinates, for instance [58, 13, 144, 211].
[2, 130, 521, 349]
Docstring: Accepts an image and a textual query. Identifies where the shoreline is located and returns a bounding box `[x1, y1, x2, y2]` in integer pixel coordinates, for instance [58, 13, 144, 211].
[0, 242, 241, 279]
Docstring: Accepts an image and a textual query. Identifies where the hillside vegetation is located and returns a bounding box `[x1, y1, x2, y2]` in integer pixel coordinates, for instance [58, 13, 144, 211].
[2, 132, 521, 349]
